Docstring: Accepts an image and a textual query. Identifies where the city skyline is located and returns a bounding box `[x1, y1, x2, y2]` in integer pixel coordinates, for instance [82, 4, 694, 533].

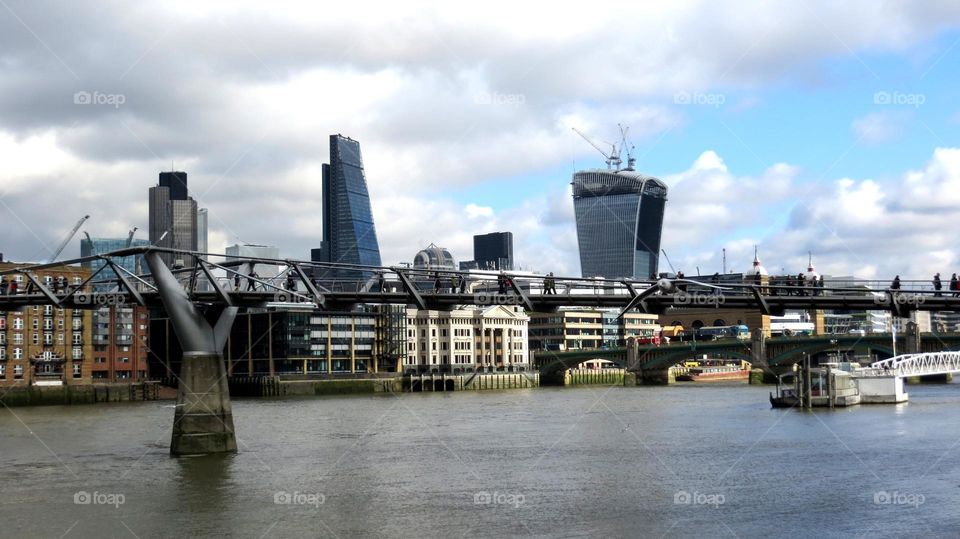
[2, 3, 960, 280]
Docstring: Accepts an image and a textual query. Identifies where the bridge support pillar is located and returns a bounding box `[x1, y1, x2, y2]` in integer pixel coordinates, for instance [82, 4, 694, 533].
[171, 352, 237, 455]
[144, 250, 238, 456]
[638, 368, 674, 385]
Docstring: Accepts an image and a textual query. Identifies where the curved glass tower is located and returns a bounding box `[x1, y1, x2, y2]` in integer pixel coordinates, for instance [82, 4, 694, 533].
[572, 169, 668, 279]
[317, 134, 382, 278]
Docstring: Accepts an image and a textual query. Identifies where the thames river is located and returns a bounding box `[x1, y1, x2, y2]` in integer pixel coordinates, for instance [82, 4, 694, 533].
[3, 383, 960, 538]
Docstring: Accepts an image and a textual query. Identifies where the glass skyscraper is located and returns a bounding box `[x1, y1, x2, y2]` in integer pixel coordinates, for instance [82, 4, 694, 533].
[572, 170, 668, 279]
[149, 171, 202, 269]
[315, 135, 382, 278]
[80, 237, 152, 289]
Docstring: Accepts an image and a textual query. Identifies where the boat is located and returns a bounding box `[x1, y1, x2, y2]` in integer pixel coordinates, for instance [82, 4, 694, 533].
[770, 373, 800, 407]
[769, 363, 862, 408]
[675, 363, 750, 382]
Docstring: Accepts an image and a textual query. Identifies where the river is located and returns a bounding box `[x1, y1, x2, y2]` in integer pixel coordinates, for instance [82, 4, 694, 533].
[2, 382, 959, 538]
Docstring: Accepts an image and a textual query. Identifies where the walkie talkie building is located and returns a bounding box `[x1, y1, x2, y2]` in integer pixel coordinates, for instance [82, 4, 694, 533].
[572, 169, 668, 279]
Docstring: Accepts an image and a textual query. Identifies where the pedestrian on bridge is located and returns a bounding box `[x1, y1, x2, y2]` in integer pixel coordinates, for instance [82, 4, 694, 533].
[891, 275, 901, 291]
[8, 280, 17, 295]
[498, 272, 507, 294]
[433, 272, 442, 294]
[285, 272, 297, 292]
[951, 273, 959, 297]
[233, 273, 241, 290]
[246, 271, 259, 291]
[0, 276, 6, 295]
[934, 273, 943, 297]
[459, 274, 467, 294]
[378, 271, 386, 294]
[450, 274, 460, 294]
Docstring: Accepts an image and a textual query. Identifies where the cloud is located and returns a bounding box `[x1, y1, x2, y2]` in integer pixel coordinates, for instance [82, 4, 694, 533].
[851, 111, 910, 144]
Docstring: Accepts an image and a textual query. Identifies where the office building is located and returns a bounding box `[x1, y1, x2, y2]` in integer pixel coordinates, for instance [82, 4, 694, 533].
[529, 308, 659, 351]
[314, 134, 382, 279]
[473, 232, 513, 271]
[225, 244, 281, 281]
[150, 306, 406, 378]
[80, 237, 151, 288]
[197, 208, 208, 254]
[403, 305, 529, 374]
[149, 171, 200, 269]
[572, 169, 668, 279]
[91, 305, 150, 381]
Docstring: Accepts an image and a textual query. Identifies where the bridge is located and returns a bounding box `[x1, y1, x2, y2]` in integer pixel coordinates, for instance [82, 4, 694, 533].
[6, 246, 960, 455]
[534, 331, 960, 383]
[869, 351, 960, 378]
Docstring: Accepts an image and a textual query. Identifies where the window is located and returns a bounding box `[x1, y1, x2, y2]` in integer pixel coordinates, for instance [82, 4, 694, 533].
[13, 364, 23, 378]
[12, 348, 22, 360]
[73, 347, 82, 360]
[13, 333, 23, 345]
[73, 363, 81, 378]
[0, 349, 4, 360]
[12, 318, 23, 330]
[119, 357, 129, 363]
[32, 333, 39, 345]
[72, 333, 81, 345]
[0, 364, 4, 377]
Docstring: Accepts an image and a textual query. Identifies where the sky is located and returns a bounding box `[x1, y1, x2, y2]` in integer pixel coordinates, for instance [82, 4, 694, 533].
[1, 1, 960, 280]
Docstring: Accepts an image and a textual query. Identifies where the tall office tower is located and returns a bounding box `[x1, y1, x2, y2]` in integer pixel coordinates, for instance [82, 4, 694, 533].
[473, 232, 513, 271]
[149, 171, 198, 269]
[314, 134, 382, 279]
[572, 169, 668, 279]
[197, 208, 208, 254]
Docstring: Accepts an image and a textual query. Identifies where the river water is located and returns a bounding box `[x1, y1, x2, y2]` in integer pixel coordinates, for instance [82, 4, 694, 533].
[2, 382, 960, 538]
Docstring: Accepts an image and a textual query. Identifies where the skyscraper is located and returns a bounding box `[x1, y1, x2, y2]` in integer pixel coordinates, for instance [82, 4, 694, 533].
[197, 208, 208, 254]
[572, 169, 668, 279]
[314, 135, 382, 278]
[80, 237, 152, 288]
[473, 232, 513, 271]
[149, 171, 199, 269]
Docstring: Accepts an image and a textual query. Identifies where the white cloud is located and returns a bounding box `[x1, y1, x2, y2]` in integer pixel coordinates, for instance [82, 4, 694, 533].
[851, 111, 910, 144]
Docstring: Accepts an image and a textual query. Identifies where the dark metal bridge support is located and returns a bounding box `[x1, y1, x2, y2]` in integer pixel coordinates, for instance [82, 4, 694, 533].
[144, 251, 239, 456]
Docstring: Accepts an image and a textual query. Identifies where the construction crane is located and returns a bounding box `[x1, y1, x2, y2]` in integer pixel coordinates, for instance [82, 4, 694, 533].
[125, 226, 138, 247]
[83, 231, 98, 256]
[618, 123, 636, 171]
[571, 127, 621, 170]
[48, 215, 90, 263]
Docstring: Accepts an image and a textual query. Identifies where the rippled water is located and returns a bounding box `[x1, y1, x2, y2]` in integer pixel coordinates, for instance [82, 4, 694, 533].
[2, 382, 960, 538]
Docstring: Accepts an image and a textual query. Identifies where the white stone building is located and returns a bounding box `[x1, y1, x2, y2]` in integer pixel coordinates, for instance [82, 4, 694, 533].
[404, 305, 529, 374]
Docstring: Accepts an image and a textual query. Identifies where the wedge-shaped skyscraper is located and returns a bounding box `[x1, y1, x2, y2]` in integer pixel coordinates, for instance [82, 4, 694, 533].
[572, 169, 668, 279]
[315, 135, 382, 278]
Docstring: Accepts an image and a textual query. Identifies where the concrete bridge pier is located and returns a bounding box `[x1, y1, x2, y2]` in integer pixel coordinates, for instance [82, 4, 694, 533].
[172, 352, 237, 455]
[144, 251, 239, 456]
[637, 368, 675, 385]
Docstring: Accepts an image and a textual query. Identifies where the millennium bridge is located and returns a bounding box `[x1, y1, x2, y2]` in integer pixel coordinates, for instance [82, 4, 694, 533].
[4, 246, 960, 455]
